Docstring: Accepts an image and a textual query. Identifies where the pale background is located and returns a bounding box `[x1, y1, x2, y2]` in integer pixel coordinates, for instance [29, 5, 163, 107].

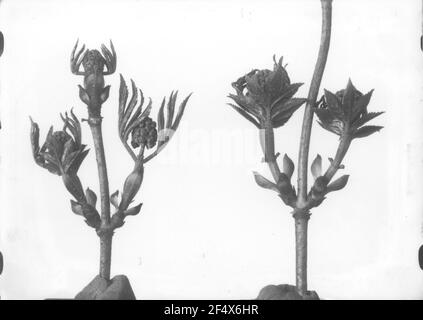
[0, 0, 422, 299]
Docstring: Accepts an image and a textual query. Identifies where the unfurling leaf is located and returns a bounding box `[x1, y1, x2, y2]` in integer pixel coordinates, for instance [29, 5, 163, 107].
[124, 203, 143, 216]
[253, 171, 278, 192]
[327, 175, 349, 193]
[62, 173, 86, 203]
[311, 154, 322, 180]
[283, 154, 294, 179]
[85, 188, 97, 207]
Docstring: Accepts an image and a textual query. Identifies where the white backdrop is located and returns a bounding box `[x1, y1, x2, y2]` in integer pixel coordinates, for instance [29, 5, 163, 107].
[0, 0, 422, 299]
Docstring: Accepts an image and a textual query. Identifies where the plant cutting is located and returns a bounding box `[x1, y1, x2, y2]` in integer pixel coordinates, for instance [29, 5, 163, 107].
[228, 0, 384, 299]
[29, 40, 191, 299]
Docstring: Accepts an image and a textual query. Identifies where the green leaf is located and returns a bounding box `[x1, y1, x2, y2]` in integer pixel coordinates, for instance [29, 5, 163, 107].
[253, 171, 278, 192]
[311, 154, 322, 179]
[41, 151, 61, 168]
[353, 125, 383, 139]
[125, 89, 144, 132]
[121, 79, 139, 133]
[61, 139, 75, 164]
[327, 175, 349, 192]
[245, 73, 263, 96]
[271, 98, 306, 119]
[317, 119, 344, 136]
[342, 79, 357, 118]
[171, 93, 192, 132]
[228, 103, 261, 128]
[324, 89, 342, 113]
[166, 91, 177, 129]
[271, 98, 306, 128]
[270, 83, 304, 110]
[351, 89, 373, 120]
[157, 97, 165, 134]
[266, 66, 283, 100]
[228, 93, 262, 119]
[68, 149, 89, 174]
[314, 108, 335, 124]
[118, 74, 129, 132]
[353, 111, 384, 129]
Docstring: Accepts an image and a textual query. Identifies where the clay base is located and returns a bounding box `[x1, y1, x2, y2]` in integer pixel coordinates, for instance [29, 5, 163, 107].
[256, 284, 319, 300]
[75, 274, 136, 300]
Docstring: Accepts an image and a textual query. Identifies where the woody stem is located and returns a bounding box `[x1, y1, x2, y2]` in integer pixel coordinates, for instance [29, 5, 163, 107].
[324, 133, 351, 182]
[89, 116, 112, 280]
[295, 0, 332, 296]
[297, 0, 332, 206]
[260, 120, 281, 182]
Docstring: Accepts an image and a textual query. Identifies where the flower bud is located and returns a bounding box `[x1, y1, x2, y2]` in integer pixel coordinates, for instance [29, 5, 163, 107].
[119, 166, 144, 211]
[130, 117, 157, 149]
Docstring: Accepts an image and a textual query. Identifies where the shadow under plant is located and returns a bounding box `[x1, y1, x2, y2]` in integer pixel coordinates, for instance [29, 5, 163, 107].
[228, 0, 384, 300]
[30, 41, 191, 299]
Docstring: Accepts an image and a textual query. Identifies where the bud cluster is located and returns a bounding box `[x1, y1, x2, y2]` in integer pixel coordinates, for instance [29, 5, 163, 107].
[228, 56, 306, 129]
[130, 117, 157, 149]
[315, 80, 383, 139]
